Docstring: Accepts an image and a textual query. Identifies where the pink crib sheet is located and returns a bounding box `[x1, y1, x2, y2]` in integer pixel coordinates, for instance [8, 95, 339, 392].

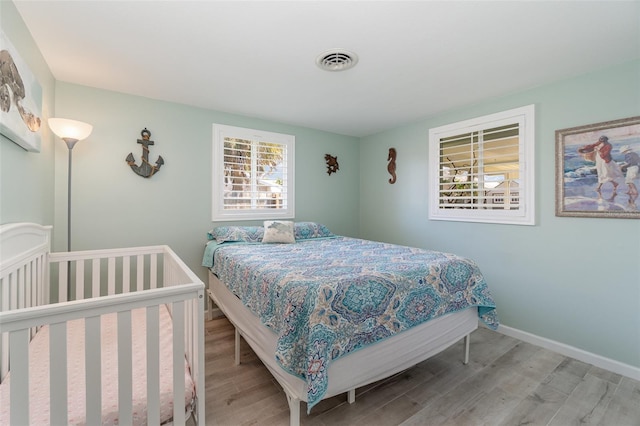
[0, 304, 195, 425]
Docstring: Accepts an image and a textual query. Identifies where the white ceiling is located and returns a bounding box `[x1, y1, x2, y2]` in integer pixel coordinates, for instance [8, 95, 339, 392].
[13, 0, 640, 138]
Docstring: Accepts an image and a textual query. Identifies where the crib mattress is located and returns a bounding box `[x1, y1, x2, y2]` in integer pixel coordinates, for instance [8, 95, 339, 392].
[0, 304, 195, 425]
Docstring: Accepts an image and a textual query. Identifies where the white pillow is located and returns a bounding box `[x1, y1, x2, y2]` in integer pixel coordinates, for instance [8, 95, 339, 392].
[263, 220, 295, 243]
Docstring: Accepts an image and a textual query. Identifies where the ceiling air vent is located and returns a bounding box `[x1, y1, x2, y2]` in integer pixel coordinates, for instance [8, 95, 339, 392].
[316, 49, 359, 72]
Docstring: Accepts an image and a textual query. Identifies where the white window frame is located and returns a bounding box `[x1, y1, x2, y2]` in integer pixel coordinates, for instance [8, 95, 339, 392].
[212, 124, 295, 221]
[428, 105, 535, 225]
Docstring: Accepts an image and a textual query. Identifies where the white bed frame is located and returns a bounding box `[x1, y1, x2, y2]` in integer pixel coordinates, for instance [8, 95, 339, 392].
[0, 223, 206, 425]
[208, 271, 477, 426]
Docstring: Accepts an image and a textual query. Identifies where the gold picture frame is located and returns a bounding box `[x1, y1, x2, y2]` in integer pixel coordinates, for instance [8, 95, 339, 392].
[555, 115, 640, 218]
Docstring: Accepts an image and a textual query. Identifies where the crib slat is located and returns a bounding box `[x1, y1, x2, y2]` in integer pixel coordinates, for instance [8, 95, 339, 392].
[150, 253, 158, 289]
[2, 274, 10, 312]
[33, 257, 39, 306]
[37, 255, 47, 306]
[137, 255, 144, 291]
[17, 266, 25, 309]
[108, 257, 116, 295]
[9, 272, 17, 310]
[25, 262, 32, 309]
[146, 305, 161, 425]
[28, 261, 35, 340]
[92, 258, 100, 297]
[1, 333, 8, 380]
[31, 261, 37, 304]
[122, 256, 131, 293]
[1, 276, 9, 380]
[50, 322, 68, 425]
[85, 316, 102, 425]
[186, 300, 193, 362]
[9, 329, 29, 425]
[58, 262, 68, 302]
[75, 260, 85, 300]
[189, 300, 197, 369]
[172, 301, 186, 425]
[118, 310, 133, 425]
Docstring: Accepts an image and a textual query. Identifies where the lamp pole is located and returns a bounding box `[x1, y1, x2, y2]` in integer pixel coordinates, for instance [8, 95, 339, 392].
[64, 138, 79, 252]
[48, 118, 93, 300]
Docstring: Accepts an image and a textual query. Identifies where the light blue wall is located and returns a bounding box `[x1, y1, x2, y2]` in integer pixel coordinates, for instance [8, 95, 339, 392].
[0, 1, 56, 229]
[3, 0, 638, 374]
[52, 83, 360, 283]
[359, 60, 640, 369]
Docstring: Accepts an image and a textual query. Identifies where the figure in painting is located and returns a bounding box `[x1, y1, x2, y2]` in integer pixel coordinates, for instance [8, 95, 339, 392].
[619, 144, 640, 205]
[577, 135, 622, 198]
[0, 49, 41, 132]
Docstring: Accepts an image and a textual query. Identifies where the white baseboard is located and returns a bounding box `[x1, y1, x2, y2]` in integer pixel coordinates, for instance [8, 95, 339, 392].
[495, 324, 640, 382]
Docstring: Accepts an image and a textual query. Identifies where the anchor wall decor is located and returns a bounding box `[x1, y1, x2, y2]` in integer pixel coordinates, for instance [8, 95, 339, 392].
[126, 128, 164, 178]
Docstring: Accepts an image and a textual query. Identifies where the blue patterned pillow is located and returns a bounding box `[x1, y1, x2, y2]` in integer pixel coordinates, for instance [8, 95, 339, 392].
[207, 226, 264, 243]
[294, 222, 334, 240]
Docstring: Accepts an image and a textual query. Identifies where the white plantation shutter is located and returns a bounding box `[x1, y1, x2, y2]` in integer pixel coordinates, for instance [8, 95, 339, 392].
[438, 124, 520, 209]
[429, 105, 535, 225]
[213, 124, 295, 221]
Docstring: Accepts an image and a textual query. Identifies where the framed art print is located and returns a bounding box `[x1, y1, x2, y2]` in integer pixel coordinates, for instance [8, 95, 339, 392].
[0, 30, 43, 152]
[556, 116, 640, 218]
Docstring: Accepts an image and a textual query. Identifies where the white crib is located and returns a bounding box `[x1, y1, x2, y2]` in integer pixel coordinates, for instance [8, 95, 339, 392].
[0, 223, 205, 425]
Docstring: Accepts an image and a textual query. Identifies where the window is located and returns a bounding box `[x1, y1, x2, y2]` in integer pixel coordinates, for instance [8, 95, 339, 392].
[428, 105, 535, 225]
[212, 124, 294, 221]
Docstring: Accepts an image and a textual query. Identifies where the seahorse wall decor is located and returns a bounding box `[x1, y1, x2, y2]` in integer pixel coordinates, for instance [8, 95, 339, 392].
[325, 154, 339, 175]
[387, 147, 397, 184]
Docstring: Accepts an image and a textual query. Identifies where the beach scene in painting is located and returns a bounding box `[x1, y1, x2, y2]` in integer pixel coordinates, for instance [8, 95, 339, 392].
[561, 123, 640, 213]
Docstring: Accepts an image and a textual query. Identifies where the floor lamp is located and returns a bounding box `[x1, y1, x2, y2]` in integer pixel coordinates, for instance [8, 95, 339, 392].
[48, 118, 93, 253]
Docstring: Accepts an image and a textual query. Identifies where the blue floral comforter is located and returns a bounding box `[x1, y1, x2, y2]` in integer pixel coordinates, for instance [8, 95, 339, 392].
[206, 237, 498, 410]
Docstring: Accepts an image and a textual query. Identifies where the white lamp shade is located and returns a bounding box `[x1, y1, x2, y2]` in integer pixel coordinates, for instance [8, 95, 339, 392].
[48, 118, 93, 141]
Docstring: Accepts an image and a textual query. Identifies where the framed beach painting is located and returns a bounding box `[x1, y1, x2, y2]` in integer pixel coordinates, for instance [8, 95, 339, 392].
[556, 116, 640, 219]
[0, 30, 43, 152]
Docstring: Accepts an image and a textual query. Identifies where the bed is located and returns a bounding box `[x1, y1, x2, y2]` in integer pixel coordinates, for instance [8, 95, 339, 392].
[0, 222, 206, 425]
[203, 221, 498, 426]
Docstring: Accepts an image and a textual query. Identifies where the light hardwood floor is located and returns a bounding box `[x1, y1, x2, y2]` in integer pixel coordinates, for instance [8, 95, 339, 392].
[204, 317, 640, 426]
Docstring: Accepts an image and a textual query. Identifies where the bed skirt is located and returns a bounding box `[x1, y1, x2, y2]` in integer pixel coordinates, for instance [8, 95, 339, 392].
[208, 271, 478, 403]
